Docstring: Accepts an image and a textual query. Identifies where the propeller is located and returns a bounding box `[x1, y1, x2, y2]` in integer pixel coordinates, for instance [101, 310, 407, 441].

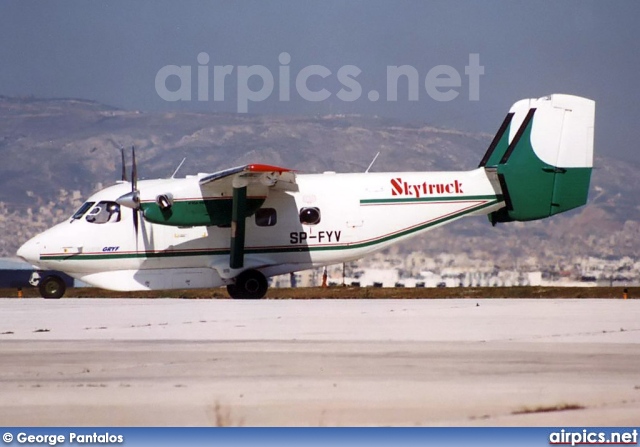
[116, 146, 141, 242]
[131, 146, 139, 238]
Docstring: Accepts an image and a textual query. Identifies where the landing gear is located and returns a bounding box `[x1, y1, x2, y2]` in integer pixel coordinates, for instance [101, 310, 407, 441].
[227, 269, 268, 299]
[38, 275, 66, 299]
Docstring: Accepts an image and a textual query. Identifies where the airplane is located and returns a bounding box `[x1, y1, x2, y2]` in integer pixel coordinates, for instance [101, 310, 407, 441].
[17, 94, 595, 299]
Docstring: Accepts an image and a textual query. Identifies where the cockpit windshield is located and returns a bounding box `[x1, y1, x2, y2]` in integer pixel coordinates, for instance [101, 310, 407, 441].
[71, 202, 95, 221]
[85, 201, 121, 224]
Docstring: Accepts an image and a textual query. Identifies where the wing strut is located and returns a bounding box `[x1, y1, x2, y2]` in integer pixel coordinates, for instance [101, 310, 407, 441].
[229, 184, 247, 269]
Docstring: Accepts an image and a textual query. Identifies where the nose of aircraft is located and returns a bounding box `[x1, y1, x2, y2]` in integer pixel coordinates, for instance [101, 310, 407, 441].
[17, 236, 42, 265]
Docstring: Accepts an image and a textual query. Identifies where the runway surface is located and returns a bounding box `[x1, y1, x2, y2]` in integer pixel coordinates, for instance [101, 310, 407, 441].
[1, 298, 639, 426]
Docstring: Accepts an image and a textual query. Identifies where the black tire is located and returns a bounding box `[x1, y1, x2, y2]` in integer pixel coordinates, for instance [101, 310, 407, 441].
[38, 275, 66, 299]
[228, 269, 268, 299]
[226, 284, 239, 298]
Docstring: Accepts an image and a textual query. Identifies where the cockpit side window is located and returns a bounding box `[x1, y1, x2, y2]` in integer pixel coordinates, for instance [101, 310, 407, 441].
[86, 201, 121, 224]
[71, 202, 95, 221]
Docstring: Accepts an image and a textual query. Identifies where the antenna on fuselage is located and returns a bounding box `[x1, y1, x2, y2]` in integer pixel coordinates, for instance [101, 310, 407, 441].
[171, 157, 187, 178]
[365, 151, 381, 173]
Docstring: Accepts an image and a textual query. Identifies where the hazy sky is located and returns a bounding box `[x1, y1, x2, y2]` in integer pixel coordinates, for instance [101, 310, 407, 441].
[1, 0, 638, 162]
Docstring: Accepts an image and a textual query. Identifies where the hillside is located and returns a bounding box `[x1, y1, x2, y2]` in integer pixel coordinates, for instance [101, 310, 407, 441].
[1, 96, 638, 266]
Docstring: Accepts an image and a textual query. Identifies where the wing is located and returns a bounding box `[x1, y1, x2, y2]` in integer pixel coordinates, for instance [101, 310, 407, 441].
[199, 163, 297, 190]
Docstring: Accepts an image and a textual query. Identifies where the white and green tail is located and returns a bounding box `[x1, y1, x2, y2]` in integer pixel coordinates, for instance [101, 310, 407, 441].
[480, 94, 595, 224]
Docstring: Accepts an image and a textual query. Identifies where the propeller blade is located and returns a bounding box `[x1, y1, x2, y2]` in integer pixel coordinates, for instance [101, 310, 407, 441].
[131, 145, 138, 192]
[120, 147, 128, 182]
[133, 208, 139, 242]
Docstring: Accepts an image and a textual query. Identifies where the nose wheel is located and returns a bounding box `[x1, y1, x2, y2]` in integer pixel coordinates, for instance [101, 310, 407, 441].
[38, 275, 66, 299]
[227, 269, 268, 299]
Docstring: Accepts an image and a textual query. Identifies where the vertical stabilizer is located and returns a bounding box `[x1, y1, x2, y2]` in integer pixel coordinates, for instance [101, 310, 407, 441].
[479, 94, 595, 223]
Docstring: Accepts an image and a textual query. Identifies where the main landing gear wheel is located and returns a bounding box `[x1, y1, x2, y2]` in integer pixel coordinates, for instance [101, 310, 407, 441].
[227, 269, 268, 299]
[38, 275, 66, 299]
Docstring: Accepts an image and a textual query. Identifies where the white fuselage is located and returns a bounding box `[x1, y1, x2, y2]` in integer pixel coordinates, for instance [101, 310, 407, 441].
[17, 168, 504, 291]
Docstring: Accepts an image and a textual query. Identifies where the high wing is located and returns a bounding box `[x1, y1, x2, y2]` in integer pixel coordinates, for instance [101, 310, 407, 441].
[199, 163, 297, 190]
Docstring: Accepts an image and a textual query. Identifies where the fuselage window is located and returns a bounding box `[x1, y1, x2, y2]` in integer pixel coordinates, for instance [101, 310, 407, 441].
[299, 207, 321, 225]
[71, 202, 95, 221]
[86, 201, 121, 224]
[255, 208, 277, 227]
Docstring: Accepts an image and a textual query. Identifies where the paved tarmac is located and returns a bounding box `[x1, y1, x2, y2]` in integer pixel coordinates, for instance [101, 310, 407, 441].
[0, 298, 639, 426]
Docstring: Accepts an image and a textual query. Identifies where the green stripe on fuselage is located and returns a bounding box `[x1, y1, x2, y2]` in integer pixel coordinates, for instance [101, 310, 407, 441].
[361, 194, 501, 204]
